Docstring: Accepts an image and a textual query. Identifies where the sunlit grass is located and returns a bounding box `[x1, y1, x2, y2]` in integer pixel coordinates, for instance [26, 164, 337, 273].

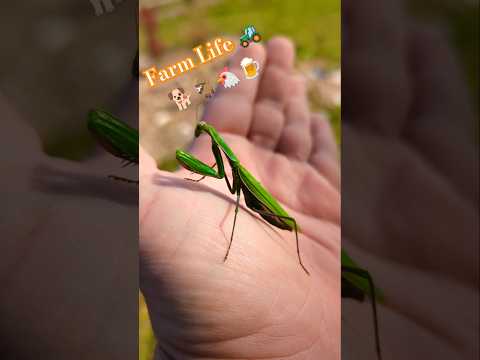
[139, 293, 156, 360]
[143, 0, 340, 65]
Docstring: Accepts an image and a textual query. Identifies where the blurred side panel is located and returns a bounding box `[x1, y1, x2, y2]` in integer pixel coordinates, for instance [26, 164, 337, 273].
[0, 1, 138, 359]
[342, 0, 478, 359]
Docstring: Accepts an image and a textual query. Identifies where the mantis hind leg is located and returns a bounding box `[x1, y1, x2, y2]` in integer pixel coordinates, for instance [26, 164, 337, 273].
[341, 266, 382, 360]
[224, 188, 241, 262]
[289, 216, 310, 275]
[286, 215, 309, 275]
[247, 209, 310, 275]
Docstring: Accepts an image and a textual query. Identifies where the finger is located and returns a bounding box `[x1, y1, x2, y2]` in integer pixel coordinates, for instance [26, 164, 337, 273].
[310, 113, 339, 160]
[254, 37, 295, 102]
[265, 36, 295, 70]
[343, 0, 406, 52]
[203, 43, 267, 136]
[139, 145, 161, 224]
[308, 113, 340, 189]
[405, 26, 478, 204]
[248, 37, 295, 148]
[249, 102, 285, 149]
[342, 0, 410, 136]
[275, 75, 312, 161]
[407, 26, 474, 131]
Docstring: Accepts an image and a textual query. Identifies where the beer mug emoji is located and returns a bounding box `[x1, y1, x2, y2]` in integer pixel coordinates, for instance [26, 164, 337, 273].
[241, 57, 260, 79]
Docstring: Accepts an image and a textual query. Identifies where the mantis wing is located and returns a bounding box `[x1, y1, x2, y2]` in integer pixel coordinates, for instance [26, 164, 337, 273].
[88, 109, 139, 164]
[237, 165, 294, 231]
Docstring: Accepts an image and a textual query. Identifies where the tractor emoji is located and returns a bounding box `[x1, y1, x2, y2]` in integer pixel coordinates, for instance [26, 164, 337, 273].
[240, 25, 262, 48]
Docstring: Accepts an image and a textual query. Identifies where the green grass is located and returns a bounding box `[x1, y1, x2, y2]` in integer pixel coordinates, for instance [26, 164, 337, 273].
[139, 294, 156, 360]
[159, 157, 179, 172]
[145, 0, 340, 66]
[328, 105, 341, 144]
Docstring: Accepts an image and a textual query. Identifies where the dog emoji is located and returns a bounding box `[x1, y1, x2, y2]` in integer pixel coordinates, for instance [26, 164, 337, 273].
[168, 87, 191, 111]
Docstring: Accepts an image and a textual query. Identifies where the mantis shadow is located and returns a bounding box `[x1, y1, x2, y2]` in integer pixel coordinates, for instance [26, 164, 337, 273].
[31, 164, 138, 207]
[151, 172, 288, 244]
[152, 172, 235, 204]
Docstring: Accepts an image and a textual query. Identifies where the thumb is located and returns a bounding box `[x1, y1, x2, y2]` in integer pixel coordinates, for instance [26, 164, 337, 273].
[139, 145, 157, 176]
[139, 145, 161, 224]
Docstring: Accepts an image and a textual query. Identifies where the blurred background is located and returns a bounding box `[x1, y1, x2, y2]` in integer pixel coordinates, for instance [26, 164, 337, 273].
[0, 1, 138, 160]
[139, 0, 341, 166]
[138, 0, 340, 358]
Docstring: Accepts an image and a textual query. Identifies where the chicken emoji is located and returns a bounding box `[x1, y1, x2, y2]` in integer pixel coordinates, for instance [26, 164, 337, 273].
[217, 67, 240, 89]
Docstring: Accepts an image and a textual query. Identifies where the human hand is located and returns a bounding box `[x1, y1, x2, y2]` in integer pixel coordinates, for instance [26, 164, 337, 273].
[342, 0, 478, 358]
[139, 37, 341, 359]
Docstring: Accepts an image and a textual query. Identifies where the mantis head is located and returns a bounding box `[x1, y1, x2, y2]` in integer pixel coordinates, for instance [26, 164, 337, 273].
[195, 121, 207, 137]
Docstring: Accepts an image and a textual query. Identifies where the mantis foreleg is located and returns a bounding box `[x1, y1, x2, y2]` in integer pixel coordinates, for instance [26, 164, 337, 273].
[176, 142, 236, 194]
[224, 188, 241, 262]
[185, 163, 217, 182]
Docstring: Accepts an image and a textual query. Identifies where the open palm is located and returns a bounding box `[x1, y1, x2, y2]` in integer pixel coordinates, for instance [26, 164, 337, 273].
[139, 38, 341, 359]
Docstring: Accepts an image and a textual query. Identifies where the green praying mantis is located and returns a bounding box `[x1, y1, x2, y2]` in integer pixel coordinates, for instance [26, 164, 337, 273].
[88, 109, 384, 360]
[176, 121, 310, 273]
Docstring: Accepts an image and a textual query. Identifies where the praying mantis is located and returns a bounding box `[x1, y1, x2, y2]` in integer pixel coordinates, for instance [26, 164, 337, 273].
[87, 109, 383, 359]
[176, 121, 310, 274]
